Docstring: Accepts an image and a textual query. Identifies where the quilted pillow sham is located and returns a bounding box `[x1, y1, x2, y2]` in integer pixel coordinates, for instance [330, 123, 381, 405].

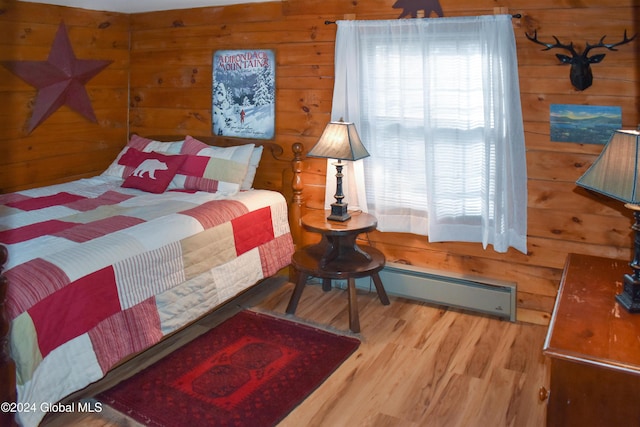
[169, 136, 255, 195]
[120, 149, 187, 193]
[102, 135, 185, 179]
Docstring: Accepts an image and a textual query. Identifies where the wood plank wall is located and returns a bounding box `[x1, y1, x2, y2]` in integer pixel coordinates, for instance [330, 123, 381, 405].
[0, 1, 129, 192]
[1, 0, 639, 324]
[130, 0, 640, 325]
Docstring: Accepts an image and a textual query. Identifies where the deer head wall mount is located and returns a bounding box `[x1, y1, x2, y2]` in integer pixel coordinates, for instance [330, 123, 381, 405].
[525, 30, 637, 91]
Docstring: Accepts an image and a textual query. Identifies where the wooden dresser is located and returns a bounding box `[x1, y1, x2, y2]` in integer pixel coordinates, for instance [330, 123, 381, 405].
[544, 253, 640, 426]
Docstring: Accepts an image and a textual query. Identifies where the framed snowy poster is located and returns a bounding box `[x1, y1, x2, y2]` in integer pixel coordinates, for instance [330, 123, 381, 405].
[212, 49, 275, 139]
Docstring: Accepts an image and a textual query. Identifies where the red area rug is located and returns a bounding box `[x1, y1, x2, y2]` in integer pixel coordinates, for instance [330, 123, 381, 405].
[98, 310, 360, 426]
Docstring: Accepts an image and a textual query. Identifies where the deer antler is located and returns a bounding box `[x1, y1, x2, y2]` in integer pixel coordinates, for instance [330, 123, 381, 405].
[525, 31, 579, 56]
[584, 30, 638, 56]
[525, 29, 637, 91]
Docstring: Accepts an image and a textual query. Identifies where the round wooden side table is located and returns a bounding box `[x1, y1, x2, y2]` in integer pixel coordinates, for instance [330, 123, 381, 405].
[286, 210, 390, 332]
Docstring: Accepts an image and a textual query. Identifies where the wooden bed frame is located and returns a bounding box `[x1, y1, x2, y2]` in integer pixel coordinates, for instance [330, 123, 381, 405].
[0, 136, 305, 426]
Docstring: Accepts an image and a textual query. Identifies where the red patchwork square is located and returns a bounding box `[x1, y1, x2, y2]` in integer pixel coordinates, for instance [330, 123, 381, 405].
[52, 216, 145, 243]
[89, 298, 162, 373]
[232, 207, 274, 255]
[0, 220, 76, 244]
[6, 192, 86, 211]
[180, 200, 248, 230]
[28, 267, 121, 358]
[5, 258, 70, 319]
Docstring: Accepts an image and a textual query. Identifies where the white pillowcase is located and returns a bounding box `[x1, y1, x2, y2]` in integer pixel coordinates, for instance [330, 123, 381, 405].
[242, 145, 263, 190]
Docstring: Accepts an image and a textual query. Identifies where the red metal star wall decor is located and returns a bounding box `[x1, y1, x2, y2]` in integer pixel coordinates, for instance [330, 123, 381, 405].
[2, 21, 112, 134]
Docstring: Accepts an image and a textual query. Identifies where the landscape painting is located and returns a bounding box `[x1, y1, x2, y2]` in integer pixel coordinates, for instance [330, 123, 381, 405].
[550, 104, 622, 145]
[212, 49, 275, 139]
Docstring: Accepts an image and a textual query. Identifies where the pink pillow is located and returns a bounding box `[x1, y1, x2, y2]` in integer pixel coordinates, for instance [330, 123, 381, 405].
[120, 149, 187, 193]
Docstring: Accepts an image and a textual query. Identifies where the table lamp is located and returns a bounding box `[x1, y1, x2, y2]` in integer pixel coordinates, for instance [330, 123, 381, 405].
[307, 119, 370, 221]
[576, 130, 640, 312]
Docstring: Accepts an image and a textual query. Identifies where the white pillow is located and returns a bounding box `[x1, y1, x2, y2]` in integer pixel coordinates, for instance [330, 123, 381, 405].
[241, 146, 264, 190]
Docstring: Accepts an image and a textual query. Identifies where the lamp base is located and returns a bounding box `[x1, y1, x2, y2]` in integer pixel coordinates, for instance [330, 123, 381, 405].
[327, 202, 350, 222]
[616, 273, 640, 313]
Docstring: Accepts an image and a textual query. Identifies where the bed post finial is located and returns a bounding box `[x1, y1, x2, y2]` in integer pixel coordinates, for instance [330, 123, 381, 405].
[290, 143, 305, 248]
[0, 244, 16, 427]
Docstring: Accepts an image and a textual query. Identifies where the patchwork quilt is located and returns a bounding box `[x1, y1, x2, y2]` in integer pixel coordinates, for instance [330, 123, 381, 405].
[0, 176, 294, 427]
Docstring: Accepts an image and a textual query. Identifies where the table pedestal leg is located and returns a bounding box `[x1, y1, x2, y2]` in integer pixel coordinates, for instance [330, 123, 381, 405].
[347, 278, 360, 333]
[372, 273, 390, 305]
[286, 270, 308, 315]
[320, 234, 371, 268]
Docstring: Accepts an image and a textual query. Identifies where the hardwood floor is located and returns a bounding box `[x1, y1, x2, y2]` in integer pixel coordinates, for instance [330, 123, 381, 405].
[43, 276, 549, 427]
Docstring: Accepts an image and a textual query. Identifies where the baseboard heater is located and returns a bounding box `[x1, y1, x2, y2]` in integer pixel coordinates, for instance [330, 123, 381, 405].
[353, 262, 517, 322]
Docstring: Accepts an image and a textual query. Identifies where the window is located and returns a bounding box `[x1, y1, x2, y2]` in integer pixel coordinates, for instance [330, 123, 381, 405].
[330, 16, 527, 253]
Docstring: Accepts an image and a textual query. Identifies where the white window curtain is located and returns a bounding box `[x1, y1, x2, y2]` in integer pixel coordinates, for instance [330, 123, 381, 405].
[327, 15, 527, 254]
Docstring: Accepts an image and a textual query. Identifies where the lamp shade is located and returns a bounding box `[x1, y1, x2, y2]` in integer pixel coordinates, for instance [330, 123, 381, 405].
[307, 120, 370, 161]
[576, 130, 640, 204]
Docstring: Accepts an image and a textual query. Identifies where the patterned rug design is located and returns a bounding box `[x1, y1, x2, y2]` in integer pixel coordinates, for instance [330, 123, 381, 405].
[98, 311, 360, 426]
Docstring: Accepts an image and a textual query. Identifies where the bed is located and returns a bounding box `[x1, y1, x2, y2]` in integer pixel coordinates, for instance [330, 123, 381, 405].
[0, 134, 305, 427]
